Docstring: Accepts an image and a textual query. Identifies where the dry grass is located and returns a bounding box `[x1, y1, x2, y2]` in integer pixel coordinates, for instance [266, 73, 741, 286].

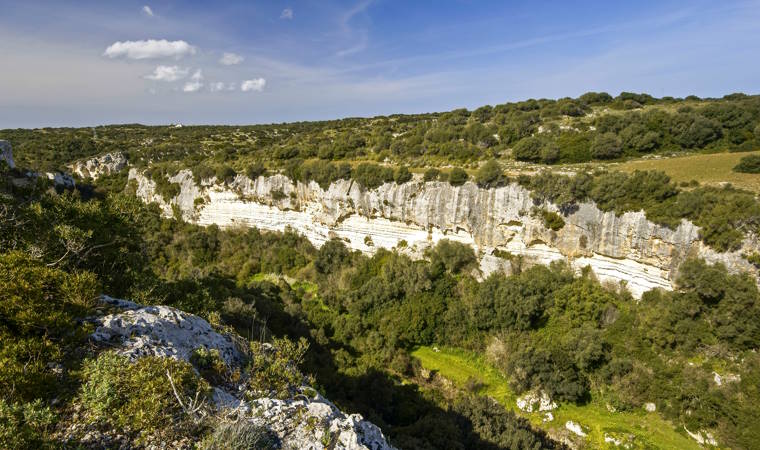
[610, 150, 760, 192]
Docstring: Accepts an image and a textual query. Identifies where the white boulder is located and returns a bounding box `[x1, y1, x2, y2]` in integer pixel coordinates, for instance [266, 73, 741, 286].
[516, 390, 557, 412]
[565, 421, 587, 437]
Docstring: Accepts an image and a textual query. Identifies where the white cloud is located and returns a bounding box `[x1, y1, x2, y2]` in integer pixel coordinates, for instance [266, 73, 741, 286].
[144, 65, 188, 82]
[280, 8, 293, 19]
[142, 5, 154, 17]
[219, 52, 243, 65]
[209, 82, 236, 92]
[104, 39, 196, 60]
[183, 70, 203, 92]
[241, 78, 266, 92]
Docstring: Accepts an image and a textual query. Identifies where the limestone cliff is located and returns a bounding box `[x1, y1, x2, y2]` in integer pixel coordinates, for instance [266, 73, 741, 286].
[69, 152, 127, 180]
[128, 169, 759, 298]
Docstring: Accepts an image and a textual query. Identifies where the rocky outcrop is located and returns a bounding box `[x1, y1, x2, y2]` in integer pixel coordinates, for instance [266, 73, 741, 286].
[0, 140, 14, 169]
[92, 300, 245, 367]
[92, 296, 395, 450]
[128, 169, 759, 298]
[70, 152, 127, 179]
[45, 171, 76, 188]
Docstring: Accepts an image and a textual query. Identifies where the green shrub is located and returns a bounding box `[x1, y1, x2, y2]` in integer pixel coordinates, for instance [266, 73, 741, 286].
[733, 154, 760, 173]
[191, 348, 238, 386]
[536, 209, 565, 231]
[0, 253, 93, 403]
[426, 239, 477, 274]
[245, 162, 267, 179]
[0, 399, 56, 450]
[475, 160, 506, 188]
[394, 166, 413, 184]
[247, 337, 310, 399]
[591, 132, 623, 159]
[423, 168, 441, 182]
[353, 163, 394, 189]
[216, 166, 237, 184]
[79, 352, 210, 438]
[447, 167, 469, 186]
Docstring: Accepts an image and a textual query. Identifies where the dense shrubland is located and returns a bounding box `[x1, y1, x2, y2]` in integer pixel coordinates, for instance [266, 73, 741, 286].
[4, 92, 760, 179]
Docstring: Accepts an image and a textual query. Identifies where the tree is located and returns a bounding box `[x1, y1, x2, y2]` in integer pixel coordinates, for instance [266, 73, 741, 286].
[448, 167, 469, 186]
[426, 239, 476, 274]
[591, 132, 623, 159]
[512, 136, 543, 162]
[423, 168, 441, 182]
[475, 160, 505, 188]
[733, 155, 760, 173]
[394, 166, 413, 184]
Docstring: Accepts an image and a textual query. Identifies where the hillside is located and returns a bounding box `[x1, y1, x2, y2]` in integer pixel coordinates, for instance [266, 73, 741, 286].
[3, 91, 760, 449]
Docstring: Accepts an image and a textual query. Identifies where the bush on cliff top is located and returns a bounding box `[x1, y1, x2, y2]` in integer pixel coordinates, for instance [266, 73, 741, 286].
[79, 351, 211, 439]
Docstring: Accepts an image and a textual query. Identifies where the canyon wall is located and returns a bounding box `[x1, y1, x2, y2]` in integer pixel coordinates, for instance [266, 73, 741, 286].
[129, 169, 758, 298]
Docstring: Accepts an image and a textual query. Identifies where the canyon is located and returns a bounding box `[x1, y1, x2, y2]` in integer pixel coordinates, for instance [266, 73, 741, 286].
[129, 168, 759, 298]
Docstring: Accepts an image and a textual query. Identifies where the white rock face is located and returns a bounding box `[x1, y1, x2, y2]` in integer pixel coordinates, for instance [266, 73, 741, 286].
[0, 140, 14, 169]
[516, 390, 557, 413]
[45, 171, 76, 188]
[565, 420, 587, 437]
[128, 169, 759, 298]
[251, 395, 395, 450]
[70, 152, 127, 180]
[685, 427, 718, 446]
[91, 302, 245, 366]
[712, 371, 741, 386]
[92, 296, 395, 450]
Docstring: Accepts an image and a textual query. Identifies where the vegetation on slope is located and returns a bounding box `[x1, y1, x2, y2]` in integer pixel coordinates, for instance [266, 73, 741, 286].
[3, 92, 760, 176]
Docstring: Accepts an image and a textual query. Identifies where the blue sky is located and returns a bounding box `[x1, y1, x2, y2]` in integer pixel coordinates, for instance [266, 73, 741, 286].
[1, 0, 758, 127]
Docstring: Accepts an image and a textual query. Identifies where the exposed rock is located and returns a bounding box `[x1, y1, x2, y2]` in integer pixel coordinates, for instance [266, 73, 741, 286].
[0, 140, 14, 169]
[565, 421, 587, 437]
[128, 170, 760, 298]
[91, 301, 244, 367]
[46, 171, 76, 188]
[644, 402, 656, 412]
[712, 371, 741, 386]
[516, 390, 557, 413]
[685, 427, 718, 446]
[70, 152, 127, 180]
[91, 296, 395, 450]
[250, 395, 395, 450]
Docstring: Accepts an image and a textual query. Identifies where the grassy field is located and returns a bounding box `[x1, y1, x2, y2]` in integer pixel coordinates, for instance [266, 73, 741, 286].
[411, 346, 700, 450]
[613, 150, 760, 192]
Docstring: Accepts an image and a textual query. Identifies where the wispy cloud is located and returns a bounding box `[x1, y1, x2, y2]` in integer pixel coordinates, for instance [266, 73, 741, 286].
[334, 0, 374, 57]
[241, 78, 266, 92]
[182, 70, 203, 92]
[142, 5, 154, 17]
[144, 65, 189, 81]
[280, 8, 293, 20]
[104, 39, 196, 60]
[219, 52, 243, 65]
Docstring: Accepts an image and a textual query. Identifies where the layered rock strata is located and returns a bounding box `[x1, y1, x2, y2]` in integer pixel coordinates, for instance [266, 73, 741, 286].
[129, 169, 758, 298]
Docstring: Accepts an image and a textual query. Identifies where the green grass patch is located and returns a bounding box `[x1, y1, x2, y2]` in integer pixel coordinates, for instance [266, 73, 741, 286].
[411, 346, 700, 450]
[615, 150, 760, 193]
